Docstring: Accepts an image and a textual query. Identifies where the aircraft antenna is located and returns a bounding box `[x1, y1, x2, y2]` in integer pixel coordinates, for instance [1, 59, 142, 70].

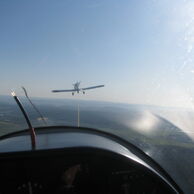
[11, 91, 36, 150]
[22, 87, 47, 125]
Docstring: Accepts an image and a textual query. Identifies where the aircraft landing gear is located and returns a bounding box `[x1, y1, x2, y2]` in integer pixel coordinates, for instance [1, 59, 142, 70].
[72, 93, 74, 96]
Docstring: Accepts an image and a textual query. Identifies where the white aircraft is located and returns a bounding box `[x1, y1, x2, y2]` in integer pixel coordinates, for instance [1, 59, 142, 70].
[52, 82, 105, 95]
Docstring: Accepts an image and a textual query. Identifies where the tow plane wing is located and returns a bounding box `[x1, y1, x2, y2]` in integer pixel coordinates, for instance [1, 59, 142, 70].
[52, 89, 76, 93]
[82, 85, 105, 91]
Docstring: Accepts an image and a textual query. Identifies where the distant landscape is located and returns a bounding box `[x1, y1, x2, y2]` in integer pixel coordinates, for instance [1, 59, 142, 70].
[1, 95, 194, 144]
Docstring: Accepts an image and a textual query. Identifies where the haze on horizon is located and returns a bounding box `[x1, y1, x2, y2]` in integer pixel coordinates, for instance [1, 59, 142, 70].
[1, 0, 194, 108]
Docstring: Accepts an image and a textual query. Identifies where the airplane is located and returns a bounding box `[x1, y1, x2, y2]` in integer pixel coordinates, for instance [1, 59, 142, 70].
[52, 82, 105, 95]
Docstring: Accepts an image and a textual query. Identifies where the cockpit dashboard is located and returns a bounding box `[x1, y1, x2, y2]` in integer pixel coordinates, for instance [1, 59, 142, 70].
[0, 127, 181, 194]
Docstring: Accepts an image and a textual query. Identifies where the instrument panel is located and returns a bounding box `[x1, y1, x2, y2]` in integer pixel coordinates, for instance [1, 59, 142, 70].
[0, 148, 175, 194]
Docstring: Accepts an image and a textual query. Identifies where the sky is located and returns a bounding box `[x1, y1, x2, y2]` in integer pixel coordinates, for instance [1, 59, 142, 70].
[1, 0, 194, 108]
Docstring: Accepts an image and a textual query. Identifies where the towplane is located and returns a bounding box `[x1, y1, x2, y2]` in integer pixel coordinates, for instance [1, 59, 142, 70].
[52, 82, 105, 95]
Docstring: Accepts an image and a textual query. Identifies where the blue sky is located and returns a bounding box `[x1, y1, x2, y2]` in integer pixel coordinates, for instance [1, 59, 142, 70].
[1, 0, 194, 107]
